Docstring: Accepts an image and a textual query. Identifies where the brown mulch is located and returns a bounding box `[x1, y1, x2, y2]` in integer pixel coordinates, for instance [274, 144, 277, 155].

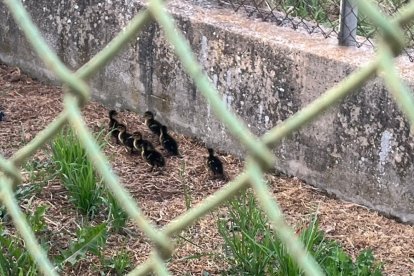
[0, 63, 413, 275]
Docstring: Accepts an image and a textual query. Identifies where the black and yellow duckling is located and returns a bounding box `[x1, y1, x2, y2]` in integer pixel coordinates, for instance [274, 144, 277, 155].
[132, 131, 155, 152]
[159, 125, 180, 156]
[117, 124, 135, 154]
[141, 142, 165, 171]
[207, 148, 224, 179]
[108, 110, 121, 143]
[144, 111, 162, 136]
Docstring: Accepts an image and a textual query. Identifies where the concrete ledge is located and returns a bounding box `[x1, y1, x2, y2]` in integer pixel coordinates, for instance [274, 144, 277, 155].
[1, 0, 413, 223]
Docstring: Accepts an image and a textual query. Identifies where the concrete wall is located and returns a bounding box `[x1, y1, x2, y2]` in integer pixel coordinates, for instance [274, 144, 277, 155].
[1, 0, 413, 223]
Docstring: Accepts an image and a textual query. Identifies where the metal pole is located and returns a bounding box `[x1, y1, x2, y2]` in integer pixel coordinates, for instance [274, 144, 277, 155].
[338, 0, 358, 46]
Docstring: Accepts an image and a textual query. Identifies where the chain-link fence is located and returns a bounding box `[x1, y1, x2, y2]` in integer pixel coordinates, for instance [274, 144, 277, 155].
[219, 0, 414, 61]
[1, 0, 414, 275]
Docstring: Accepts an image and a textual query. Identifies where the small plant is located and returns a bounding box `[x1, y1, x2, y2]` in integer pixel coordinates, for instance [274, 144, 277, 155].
[23, 158, 57, 186]
[0, 225, 38, 275]
[0, 203, 116, 274]
[1, 159, 55, 221]
[51, 127, 130, 232]
[218, 192, 383, 275]
[55, 223, 107, 270]
[0, 206, 48, 275]
[104, 192, 128, 233]
[0, 184, 40, 221]
[51, 127, 105, 217]
[101, 249, 132, 275]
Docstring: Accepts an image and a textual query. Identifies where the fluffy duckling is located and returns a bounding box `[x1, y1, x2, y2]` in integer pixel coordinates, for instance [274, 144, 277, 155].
[207, 148, 224, 179]
[159, 125, 180, 156]
[144, 111, 162, 136]
[108, 110, 121, 143]
[117, 124, 135, 154]
[141, 143, 165, 171]
[132, 131, 154, 152]
[108, 110, 119, 128]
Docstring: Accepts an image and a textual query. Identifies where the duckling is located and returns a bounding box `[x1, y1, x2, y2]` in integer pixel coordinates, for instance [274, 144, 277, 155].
[117, 124, 135, 154]
[144, 111, 162, 136]
[108, 110, 121, 143]
[207, 148, 224, 179]
[141, 143, 165, 171]
[159, 125, 180, 156]
[132, 131, 155, 152]
[111, 127, 122, 145]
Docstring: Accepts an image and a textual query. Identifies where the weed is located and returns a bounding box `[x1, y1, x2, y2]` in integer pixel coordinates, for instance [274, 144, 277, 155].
[218, 192, 383, 275]
[101, 249, 132, 275]
[1, 159, 56, 221]
[104, 192, 128, 233]
[0, 205, 48, 275]
[0, 184, 39, 221]
[23, 158, 56, 186]
[280, 0, 338, 23]
[51, 127, 130, 232]
[56, 223, 107, 269]
[51, 127, 105, 217]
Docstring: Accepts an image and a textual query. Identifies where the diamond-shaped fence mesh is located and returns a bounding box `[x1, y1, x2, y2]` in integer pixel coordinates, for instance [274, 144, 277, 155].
[219, 0, 414, 61]
[1, 0, 414, 275]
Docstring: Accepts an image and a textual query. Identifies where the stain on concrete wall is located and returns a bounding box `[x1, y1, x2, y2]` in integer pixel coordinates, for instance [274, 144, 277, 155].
[1, 0, 413, 223]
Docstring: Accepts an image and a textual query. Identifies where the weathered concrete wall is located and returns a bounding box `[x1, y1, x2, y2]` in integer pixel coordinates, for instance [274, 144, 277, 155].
[1, 0, 414, 223]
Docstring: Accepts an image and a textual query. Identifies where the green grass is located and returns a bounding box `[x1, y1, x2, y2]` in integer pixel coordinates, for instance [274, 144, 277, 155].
[1, 204, 130, 274]
[1, 204, 123, 274]
[100, 249, 132, 275]
[104, 192, 129, 233]
[51, 127, 105, 217]
[1, 127, 129, 274]
[279, 0, 340, 24]
[0, 159, 56, 221]
[0, 206, 48, 276]
[50, 127, 128, 231]
[218, 192, 383, 275]
[56, 223, 107, 269]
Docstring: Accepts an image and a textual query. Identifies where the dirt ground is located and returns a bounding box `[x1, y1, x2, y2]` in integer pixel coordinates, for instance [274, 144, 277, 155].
[0, 63, 413, 275]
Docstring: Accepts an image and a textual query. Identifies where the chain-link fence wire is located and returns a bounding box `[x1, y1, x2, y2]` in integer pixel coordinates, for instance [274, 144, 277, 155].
[218, 0, 414, 60]
[1, 0, 414, 275]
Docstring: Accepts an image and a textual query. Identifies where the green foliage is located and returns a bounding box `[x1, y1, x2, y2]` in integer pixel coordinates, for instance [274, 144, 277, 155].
[27, 206, 48, 235]
[23, 158, 57, 186]
[0, 159, 55, 221]
[0, 206, 109, 275]
[51, 127, 105, 217]
[0, 206, 48, 275]
[56, 223, 107, 269]
[0, 184, 39, 221]
[218, 192, 383, 275]
[319, 246, 383, 276]
[271, 0, 413, 47]
[0, 235, 38, 276]
[280, 0, 339, 24]
[104, 192, 128, 233]
[100, 249, 132, 275]
[51, 128, 128, 232]
[0, 199, 129, 275]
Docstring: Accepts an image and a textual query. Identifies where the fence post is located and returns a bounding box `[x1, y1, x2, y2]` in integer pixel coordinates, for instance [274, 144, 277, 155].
[338, 0, 358, 46]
